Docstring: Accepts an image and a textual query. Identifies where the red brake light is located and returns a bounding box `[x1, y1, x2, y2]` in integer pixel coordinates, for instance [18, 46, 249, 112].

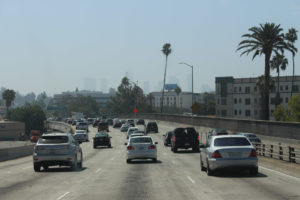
[127, 146, 134, 150]
[148, 145, 156, 149]
[249, 149, 257, 157]
[212, 150, 222, 158]
[197, 135, 199, 141]
[174, 136, 176, 142]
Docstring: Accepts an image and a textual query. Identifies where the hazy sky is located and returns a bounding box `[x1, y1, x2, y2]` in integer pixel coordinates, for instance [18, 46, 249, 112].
[0, 0, 300, 96]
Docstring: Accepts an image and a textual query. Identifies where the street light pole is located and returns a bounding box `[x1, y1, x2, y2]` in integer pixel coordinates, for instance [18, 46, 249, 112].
[179, 62, 194, 113]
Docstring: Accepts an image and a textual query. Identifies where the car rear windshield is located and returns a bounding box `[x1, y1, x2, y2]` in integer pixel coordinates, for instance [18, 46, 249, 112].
[99, 123, 108, 125]
[174, 128, 197, 137]
[40, 136, 69, 144]
[214, 137, 251, 146]
[79, 122, 87, 125]
[148, 122, 157, 126]
[130, 137, 152, 143]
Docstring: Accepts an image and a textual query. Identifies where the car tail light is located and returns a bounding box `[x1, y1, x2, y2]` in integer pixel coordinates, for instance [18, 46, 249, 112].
[148, 145, 156, 149]
[174, 136, 176, 142]
[197, 135, 200, 141]
[249, 149, 257, 157]
[212, 150, 222, 158]
[127, 146, 134, 150]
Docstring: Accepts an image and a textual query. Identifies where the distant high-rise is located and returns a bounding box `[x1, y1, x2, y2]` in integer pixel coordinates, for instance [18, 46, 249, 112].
[84, 78, 96, 91]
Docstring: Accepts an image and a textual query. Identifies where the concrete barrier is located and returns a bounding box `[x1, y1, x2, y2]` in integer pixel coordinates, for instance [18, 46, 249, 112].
[0, 144, 34, 162]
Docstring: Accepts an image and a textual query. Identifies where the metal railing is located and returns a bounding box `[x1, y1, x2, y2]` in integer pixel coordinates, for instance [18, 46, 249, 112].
[253, 143, 300, 164]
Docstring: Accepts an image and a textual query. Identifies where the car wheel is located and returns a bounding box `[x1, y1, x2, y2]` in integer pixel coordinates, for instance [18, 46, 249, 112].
[126, 159, 131, 164]
[173, 147, 178, 153]
[152, 158, 157, 163]
[206, 161, 214, 176]
[155, 130, 158, 133]
[43, 165, 49, 170]
[71, 157, 78, 171]
[250, 167, 258, 176]
[34, 163, 41, 172]
[108, 144, 112, 148]
[78, 156, 83, 170]
[200, 155, 205, 171]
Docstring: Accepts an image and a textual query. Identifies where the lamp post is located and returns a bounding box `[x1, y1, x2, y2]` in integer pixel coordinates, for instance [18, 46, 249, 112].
[129, 80, 138, 119]
[179, 62, 194, 113]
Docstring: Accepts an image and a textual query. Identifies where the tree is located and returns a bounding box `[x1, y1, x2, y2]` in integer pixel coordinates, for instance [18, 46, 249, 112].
[2, 89, 16, 118]
[270, 53, 288, 106]
[273, 104, 290, 121]
[237, 22, 296, 120]
[161, 43, 172, 113]
[285, 28, 298, 97]
[174, 86, 182, 108]
[288, 94, 300, 122]
[10, 103, 46, 137]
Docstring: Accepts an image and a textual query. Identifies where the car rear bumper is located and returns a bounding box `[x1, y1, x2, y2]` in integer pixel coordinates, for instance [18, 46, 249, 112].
[127, 151, 157, 160]
[33, 154, 75, 165]
[208, 158, 258, 170]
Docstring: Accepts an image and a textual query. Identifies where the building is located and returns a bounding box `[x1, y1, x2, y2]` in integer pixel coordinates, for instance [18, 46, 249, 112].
[149, 91, 204, 110]
[215, 76, 300, 120]
[53, 90, 115, 104]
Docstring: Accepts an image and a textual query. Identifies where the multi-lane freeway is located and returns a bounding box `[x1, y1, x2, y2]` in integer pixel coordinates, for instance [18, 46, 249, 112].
[0, 121, 300, 200]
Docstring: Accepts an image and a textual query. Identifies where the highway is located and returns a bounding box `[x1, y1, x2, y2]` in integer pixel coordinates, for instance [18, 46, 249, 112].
[0, 121, 300, 200]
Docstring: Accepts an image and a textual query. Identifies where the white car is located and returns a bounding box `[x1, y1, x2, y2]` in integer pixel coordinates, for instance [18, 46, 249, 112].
[129, 133, 145, 139]
[74, 130, 89, 142]
[120, 124, 130, 132]
[126, 127, 139, 139]
[125, 136, 158, 163]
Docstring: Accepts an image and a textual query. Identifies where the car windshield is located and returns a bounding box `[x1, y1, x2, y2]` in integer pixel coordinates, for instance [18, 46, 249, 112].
[214, 137, 251, 147]
[130, 137, 152, 144]
[39, 136, 69, 144]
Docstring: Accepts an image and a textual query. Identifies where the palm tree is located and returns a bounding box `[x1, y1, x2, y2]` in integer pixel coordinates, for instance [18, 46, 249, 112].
[161, 43, 172, 113]
[2, 89, 16, 118]
[270, 54, 288, 106]
[285, 28, 298, 97]
[237, 22, 296, 120]
[174, 86, 182, 108]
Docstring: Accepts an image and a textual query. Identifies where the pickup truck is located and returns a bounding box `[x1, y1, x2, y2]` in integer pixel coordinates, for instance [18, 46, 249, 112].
[170, 127, 199, 153]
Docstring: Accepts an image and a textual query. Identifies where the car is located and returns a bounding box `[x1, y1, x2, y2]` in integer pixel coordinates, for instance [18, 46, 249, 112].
[93, 132, 112, 148]
[200, 135, 258, 176]
[209, 128, 228, 137]
[238, 133, 261, 143]
[125, 136, 158, 163]
[93, 120, 99, 127]
[120, 124, 130, 132]
[98, 121, 109, 132]
[146, 122, 158, 133]
[74, 130, 89, 142]
[136, 119, 145, 125]
[76, 122, 89, 132]
[127, 127, 139, 139]
[106, 118, 113, 125]
[33, 132, 83, 172]
[129, 133, 145, 138]
[163, 131, 173, 146]
[113, 118, 122, 128]
[170, 127, 199, 152]
[133, 130, 146, 135]
[72, 120, 77, 126]
[126, 119, 135, 127]
[87, 118, 94, 125]
[120, 119, 126, 124]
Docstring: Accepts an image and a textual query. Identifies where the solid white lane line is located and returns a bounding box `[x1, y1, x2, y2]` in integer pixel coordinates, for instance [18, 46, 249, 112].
[96, 168, 102, 173]
[187, 176, 195, 184]
[260, 166, 300, 181]
[57, 192, 70, 200]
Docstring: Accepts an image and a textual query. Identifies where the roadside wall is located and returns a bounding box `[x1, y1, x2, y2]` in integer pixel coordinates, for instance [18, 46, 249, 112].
[0, 121, 25, 140]
[0, 144, 35, 161]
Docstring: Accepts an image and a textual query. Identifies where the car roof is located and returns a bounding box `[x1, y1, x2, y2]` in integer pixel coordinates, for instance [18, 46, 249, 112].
[211, 135, 247, 139]
[42, 132, 71, 137]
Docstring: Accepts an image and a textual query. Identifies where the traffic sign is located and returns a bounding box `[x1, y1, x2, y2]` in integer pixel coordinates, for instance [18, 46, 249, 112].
[133, 108, 138, 114]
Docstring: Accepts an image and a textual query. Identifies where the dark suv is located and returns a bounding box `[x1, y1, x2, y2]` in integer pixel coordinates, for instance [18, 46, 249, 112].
[98, 122, 109, 132]
[136, 119, 145, 125]
[171, 127, 199, 153]
[146, 122, 158, 133]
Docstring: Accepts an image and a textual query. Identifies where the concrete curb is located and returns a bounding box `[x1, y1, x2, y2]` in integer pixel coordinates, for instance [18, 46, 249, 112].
[0, 144, 34, 162]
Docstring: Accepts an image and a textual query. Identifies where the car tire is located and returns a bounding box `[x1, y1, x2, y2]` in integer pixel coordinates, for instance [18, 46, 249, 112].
[71, 157, 78, 171]
[78, 156, 83, 170]
[206, 161, 214, 176]
[164, 143, 167, 146]
[34, 163, 41, 172]
[93, 144, 96, 149]
[250, 167, 258, 176]
[155, 130, 158, 133]
[173, 147, 178, 153]
[108, 144, 112, 148]
[43, 165, 49, 170]
[200, 155, 205, 171]
[152, 158, 157, 163]
[126, 159, 131, 164]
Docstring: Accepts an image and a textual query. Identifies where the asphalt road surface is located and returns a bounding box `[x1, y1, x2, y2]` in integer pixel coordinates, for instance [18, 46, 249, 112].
[0, 121, 300, 200]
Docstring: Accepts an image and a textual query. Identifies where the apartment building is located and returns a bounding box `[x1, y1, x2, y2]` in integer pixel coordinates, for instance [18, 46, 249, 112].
[149, 91, 204, 110]
[215, 76, 300, 120]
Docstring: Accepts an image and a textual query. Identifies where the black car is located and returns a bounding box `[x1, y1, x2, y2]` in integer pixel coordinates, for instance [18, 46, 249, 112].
[127, 119, 135, 127]
[163, 131, 173, 146]
[93, 132, 112, 148]
[136, 119, 145, 125]
[171, 127, 199, 153]
[98, 122, 109, 132]
[106, 119, 113, 125]
[146, 122, 158, 133]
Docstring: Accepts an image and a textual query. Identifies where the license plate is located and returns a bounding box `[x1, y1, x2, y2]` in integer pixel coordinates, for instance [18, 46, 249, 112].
[229, 152, 240, 157]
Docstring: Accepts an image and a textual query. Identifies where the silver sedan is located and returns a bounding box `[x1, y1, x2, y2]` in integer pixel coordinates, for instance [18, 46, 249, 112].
[200, 135, 258, 176]
[125, 136, 158, 163]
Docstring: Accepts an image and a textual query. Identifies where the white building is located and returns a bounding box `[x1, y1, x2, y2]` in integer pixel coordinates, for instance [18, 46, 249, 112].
[215, 76, 300, 120]
[149, 91, 204, 110]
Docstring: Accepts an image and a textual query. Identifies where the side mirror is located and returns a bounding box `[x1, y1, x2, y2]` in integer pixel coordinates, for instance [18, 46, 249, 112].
[155, 142, 158, 144]
[199, 144, 206, 148]
[124, 143, 127, 145]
